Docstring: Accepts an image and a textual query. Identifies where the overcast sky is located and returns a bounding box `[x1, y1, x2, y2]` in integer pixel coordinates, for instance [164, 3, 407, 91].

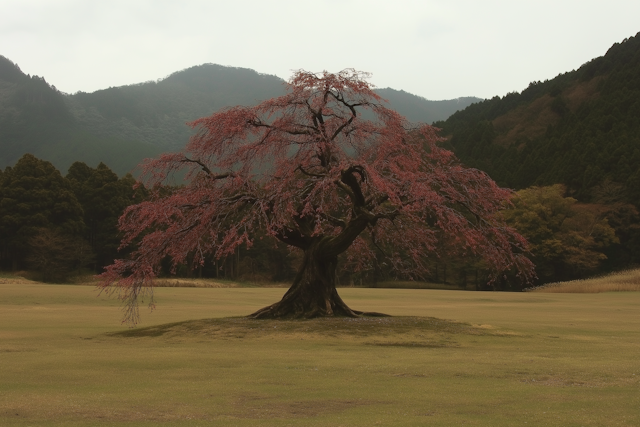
[1, 0, 639, 100]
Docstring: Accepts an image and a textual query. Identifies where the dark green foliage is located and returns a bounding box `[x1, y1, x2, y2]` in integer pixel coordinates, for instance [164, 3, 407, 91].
[66, 161, 147, 271]
[437, 33, 640, 271]
[0, 155, 147, 277]
[0, 154, 289, 281]
[0, 154, 85, 270]
[438, 32, 640, 203]
[26, 228, 94, 282]
[503, 185, 618, 283]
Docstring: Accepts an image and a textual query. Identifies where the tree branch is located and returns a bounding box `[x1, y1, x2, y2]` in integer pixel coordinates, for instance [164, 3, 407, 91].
[274, 228, 310, 250]
[296, 165, 326, 178]
[339, 166, 366, 207]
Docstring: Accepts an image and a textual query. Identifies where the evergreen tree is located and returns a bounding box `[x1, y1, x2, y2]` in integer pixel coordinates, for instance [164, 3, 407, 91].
[0, 154, 85, 271]
[66, 161, 146, 271]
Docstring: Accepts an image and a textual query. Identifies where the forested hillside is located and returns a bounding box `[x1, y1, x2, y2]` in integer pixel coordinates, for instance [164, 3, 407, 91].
[437, 32, 640, 201]
[436, 32, 640, 272]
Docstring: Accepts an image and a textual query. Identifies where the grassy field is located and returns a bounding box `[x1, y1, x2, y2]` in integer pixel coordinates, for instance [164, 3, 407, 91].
[1, 279, 639, 426]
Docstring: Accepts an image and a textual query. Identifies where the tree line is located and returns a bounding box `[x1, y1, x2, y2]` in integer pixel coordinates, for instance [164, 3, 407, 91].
[0, 153, 623, 289]
[0, 154, 297, 283]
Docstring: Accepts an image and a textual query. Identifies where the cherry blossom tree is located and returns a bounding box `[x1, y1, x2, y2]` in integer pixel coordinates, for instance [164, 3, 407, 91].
[100, 69, 533, 323]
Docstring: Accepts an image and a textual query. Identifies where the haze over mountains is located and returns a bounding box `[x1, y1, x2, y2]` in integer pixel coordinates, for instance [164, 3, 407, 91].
[0, 60, 481, 175]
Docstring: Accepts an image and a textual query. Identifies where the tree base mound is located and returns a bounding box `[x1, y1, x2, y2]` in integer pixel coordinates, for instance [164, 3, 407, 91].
[108, 316, 485, 342]
[247, 290, 390, 319]
[248, 306, 390, 319]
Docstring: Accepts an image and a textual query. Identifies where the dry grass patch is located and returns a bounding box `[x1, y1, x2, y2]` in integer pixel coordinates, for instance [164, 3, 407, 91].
[0, 272, 35, 284]
[529, 269, 640, 293]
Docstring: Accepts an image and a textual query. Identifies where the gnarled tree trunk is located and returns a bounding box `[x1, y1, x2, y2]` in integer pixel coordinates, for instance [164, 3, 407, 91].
[250, 239, 383, 319]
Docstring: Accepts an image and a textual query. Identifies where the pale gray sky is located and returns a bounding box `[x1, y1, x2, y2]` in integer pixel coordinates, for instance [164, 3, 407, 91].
[1, 0, 638, 100]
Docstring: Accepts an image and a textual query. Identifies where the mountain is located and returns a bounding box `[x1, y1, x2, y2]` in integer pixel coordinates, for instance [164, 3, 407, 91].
[65, 64, 287, 151]
[436, 32, 640, 206]
[0, 56, 161, 176]
[1, 59, 479, 175]
[64, 65, 480, 150]
[375, 88, 481, 123]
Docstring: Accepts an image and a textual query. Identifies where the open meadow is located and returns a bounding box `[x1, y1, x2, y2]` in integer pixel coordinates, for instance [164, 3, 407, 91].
[1, 278, 639, 426]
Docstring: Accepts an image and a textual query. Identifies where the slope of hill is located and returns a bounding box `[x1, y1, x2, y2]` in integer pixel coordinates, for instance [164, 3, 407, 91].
[436, 32, 640, 205]
[65, 64, 287, 150]
[1, 58, 480, 175]
[0, 56, 161, 175]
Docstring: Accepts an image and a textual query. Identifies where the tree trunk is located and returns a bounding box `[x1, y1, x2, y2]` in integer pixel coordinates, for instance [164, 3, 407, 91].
[250, 241, 386, 319]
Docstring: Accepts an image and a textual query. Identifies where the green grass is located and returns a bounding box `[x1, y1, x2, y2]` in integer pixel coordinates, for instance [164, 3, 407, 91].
[1, 280, 639, 426]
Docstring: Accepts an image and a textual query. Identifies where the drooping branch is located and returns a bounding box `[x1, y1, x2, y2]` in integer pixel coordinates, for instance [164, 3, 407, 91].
[365, 194, 390, 210]
[296, 165, 326, 178]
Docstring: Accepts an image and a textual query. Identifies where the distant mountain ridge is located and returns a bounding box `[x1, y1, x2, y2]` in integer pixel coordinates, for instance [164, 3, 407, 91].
[0, 59, 480, 174]
[375, 88, 480, 124]
[65, 64, 287, 151]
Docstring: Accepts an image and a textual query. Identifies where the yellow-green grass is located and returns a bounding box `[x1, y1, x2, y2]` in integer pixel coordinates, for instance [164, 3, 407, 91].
[530, 269, 640, 293]
[1, 280, 639, 426]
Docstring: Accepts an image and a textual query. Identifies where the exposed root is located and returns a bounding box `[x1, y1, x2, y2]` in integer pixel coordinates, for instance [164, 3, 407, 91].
[352, 310, 392, 317]
[248, 300, 390, 319]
